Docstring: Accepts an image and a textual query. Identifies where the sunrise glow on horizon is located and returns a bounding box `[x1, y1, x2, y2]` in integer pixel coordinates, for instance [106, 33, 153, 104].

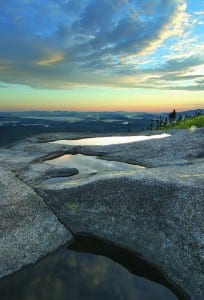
[0, 0, 204, 112]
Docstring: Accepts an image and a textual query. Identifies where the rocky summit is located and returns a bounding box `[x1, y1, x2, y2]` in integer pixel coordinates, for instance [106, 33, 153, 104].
[0, 129, 204, 299]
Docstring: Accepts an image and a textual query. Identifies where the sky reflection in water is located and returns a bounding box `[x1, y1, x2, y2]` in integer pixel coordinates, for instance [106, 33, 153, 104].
[0, 247, 176, 300]
[47, 154, 144, 175]
[50, 133, 171, 146]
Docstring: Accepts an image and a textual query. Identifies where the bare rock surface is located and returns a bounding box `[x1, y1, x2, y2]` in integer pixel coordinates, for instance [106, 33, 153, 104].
[76, 129, 204, 167]
[0, 166, 72, 279]
[0, 128, 204, 299]
[37, 165, 204, 300]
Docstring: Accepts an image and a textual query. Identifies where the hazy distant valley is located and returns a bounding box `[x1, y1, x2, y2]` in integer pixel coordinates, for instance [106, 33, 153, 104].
[0, 111, 156, 145]
[1, 109, 203, 146]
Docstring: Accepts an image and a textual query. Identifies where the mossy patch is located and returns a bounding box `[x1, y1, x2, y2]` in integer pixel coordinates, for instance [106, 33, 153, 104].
[65, 202, 79, 212]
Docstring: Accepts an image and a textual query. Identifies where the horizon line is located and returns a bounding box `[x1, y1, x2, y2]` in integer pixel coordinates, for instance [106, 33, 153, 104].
[0, 108, 204, 114]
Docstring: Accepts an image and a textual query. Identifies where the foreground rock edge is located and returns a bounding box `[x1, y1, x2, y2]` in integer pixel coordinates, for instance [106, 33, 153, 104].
[0, 166, 72, 279]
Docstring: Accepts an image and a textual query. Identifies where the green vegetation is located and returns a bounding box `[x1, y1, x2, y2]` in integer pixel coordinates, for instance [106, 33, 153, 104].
[160, 114, 204, 130]
[65, 201, 79, 212]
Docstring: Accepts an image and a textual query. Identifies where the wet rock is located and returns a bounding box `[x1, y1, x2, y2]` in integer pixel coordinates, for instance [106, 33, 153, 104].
[45, 167, 79, 178]
[18, 162, 79, 186]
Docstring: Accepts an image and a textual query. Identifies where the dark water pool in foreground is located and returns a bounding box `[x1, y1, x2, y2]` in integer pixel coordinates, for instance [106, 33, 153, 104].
[0, 236, 178, 300]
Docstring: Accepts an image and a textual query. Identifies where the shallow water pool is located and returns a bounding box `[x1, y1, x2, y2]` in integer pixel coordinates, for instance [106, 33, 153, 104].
[0, 245, 177, 300]
[50, 133, 171, 146]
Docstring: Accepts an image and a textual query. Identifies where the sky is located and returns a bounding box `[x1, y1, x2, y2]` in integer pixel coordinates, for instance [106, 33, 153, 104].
[0, 0, 204, 112]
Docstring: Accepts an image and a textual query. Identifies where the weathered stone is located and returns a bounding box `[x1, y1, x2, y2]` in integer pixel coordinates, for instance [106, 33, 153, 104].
[18, 162, 79, 186]
[0, 129, 204, 299]
[78, 128, 204, 167]
[0, 166, 72, 279]
[37, 168, 204, 299]
[45, 167, 79, 178]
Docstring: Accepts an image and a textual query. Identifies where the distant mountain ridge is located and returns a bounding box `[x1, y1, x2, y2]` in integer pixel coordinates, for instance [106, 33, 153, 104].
[0, 108, 203, 116]
[176, 109, 204, 116]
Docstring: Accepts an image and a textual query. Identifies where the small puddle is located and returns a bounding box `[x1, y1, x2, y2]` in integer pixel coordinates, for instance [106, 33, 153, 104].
[47, 153, 144, 174]
[69, 234, 188, 300]
[50, 133, 171, 146]
[44, 154, 145, 185]
[44, 134, 171, 185]
[0, 239, 180, 300]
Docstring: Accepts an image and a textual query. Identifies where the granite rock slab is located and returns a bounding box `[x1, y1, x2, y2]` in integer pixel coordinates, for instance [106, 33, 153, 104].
[0, 166, 72, 279]
[0, 129, 204, 299]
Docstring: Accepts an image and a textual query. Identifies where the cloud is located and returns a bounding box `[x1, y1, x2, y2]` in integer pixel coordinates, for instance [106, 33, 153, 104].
[156, 54, 204, 72]
[130, 54, 204, 90]
[0, 83, 8, 88]
[1, 0, 203, 91]
[36, 53, 64, 66]
[194, 11, 204, 15]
